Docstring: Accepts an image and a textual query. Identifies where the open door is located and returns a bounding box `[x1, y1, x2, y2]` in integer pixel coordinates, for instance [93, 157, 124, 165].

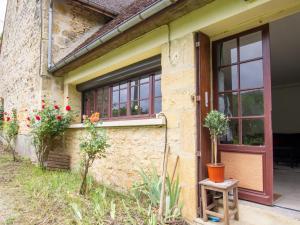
[212, 25, 273, 205]
[196, 32, 212, 216]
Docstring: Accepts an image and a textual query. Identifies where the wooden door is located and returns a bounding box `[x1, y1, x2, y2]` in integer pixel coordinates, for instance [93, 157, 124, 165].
[196, 32, 212, 216]
[212, 25, 273, 205]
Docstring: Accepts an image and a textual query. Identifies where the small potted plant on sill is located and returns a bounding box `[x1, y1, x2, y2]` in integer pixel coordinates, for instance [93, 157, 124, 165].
[204, 110, 229, 183]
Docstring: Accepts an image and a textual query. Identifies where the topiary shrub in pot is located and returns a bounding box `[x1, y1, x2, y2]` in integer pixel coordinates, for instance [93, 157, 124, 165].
[204, 110, 229, 183]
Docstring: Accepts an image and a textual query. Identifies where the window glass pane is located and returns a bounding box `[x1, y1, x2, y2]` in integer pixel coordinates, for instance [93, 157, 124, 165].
[140, 76, 149, 84]
[119, 103, 127, 116]
[120, 82, 127, 89]
[131, 86, 138, 101]
[218, 39, 237, 66]
[140, 100, 149, 114]
[102, 87, 109, 118]
[241, 90, 264, 116]
[220, 119, 239, 144]
[112, 103, 119, 117]
[155, 80, 161, 97]
[240, 60, 263, 89]
[113, 84, 119, 91]
[155, 73, 161, 81]
[84, 91, 94, 116]
[140, 83, 150, 100]
[131, 101, 139, 115]
[218, 66, 238, 92]
[240, 31, 262, 61]
[218, 92, 238, 117]
[131, 79, 138, 86]
[120, 88, 127, 103]
[242, 119, 264, 145]
[112, 91, 119, 105]
[154, 97, 162, 114]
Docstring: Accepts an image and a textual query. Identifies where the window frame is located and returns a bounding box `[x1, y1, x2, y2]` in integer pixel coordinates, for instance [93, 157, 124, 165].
[82, 71, 162, 121]
[213, 25, 269, 149]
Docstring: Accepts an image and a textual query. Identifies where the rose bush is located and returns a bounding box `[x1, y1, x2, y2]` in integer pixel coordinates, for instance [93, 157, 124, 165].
[27, 98, 73, 168]
[0, 109, 19, 161]
[79, 112, 109, 195]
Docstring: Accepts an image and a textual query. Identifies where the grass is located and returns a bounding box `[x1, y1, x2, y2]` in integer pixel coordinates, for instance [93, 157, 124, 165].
[0, 153, 150, 225]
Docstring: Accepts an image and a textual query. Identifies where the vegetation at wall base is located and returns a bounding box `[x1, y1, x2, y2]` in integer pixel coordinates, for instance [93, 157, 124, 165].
[27, 98, 74, 168]
[79, 112, 109, 195]
[0, 108, 19, 161]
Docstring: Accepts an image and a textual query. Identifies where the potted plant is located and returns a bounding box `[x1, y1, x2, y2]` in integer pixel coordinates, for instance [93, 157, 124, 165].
[204, 110, 229, 183]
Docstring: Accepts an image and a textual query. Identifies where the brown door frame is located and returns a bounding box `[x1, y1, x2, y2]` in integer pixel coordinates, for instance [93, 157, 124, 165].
[195, 32, 212, 216]
[211, 25, 273, 205]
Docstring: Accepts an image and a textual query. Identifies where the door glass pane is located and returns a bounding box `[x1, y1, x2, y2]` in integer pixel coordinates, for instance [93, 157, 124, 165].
[240, 31, 262, 61]
[242, 119, 264, 145]
[131, 101, 139, 115]
[140, 83, 150, 100]
[140, 100, 149, 114]
[218, 92, 238, 117]
[220, 119, 239, 144]
[154, 97, 162, 113]
[240, 60, 263, 89]
[218, 65, 238, 91]
[119, 103, 127, 116]
[218, 39, 237, 66]
[241, 90, 264, 116]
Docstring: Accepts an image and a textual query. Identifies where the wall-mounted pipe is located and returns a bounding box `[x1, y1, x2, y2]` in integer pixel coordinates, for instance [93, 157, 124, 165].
[48, 0, 53, 68]
[48, 0, 178, 73]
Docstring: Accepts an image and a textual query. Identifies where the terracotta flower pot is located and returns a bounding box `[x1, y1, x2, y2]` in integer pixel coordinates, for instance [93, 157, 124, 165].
[207, 163, 225, 183]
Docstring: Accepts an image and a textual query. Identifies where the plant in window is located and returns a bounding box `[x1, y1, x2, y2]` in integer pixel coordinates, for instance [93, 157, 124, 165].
[0, 109, 19, 161]
[204, 110, 229, 182]
[27, 98, 74, 168]
[79, 112, 109, 195]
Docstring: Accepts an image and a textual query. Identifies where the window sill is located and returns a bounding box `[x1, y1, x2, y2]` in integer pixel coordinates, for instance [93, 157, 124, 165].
[69, 117, 166, 129]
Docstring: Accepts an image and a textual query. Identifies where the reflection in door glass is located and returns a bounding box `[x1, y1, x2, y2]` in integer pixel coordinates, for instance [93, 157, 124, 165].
[240, 60, 264, 89]
[218, 65, 238, 91]
[220, 119, 239, 144]
[242, 119, 264, 145]
[240, 31, 262, 61]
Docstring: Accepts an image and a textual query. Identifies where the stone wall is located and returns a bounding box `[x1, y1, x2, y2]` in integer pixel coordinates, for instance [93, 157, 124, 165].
[52, 0, 109, 63]
[65, 126, 165, 189]
[0, 0, 42, 133]
[161, 33, 198, 220]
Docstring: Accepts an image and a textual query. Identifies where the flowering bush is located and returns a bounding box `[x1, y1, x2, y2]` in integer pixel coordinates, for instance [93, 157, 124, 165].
[0, 109, 19, 161]
[79, 112, 109, 195]
[0, 105, 4, 130]
[27, 98, 73, 168]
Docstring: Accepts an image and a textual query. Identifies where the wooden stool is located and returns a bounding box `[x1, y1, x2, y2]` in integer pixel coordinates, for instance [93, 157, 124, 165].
[200, 179, 239, 225]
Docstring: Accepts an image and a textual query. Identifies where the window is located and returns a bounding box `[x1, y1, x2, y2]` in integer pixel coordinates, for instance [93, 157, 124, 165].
[216, 31, 265, 146]
[82, 71, 162, 120]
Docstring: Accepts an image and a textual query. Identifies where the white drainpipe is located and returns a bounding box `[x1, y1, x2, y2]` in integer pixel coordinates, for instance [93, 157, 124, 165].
[48, 0, 178, 73]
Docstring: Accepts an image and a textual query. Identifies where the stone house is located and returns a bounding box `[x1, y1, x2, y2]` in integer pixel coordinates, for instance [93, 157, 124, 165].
[1, 0, 300, 223]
